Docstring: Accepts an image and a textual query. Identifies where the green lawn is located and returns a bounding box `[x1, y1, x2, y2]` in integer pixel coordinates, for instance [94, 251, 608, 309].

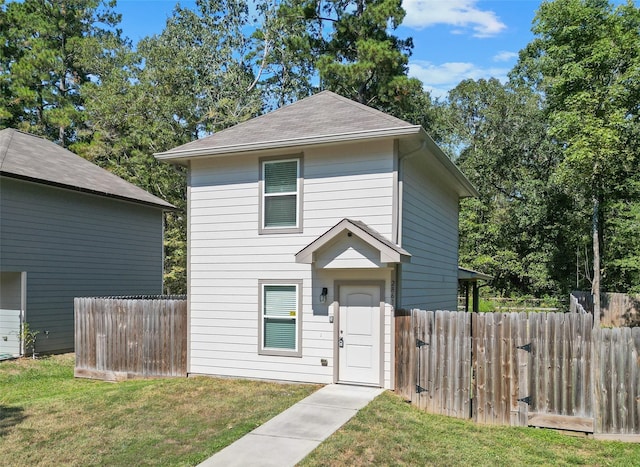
[4, 355, 640, 466]
[0, 354, 318, 466]
[302, 391, 640, 466]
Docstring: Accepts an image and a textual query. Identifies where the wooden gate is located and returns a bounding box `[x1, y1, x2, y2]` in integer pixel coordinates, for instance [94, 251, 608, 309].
[397, 310, 595, 431]
[472, 312, 594, 431]
[472, 312, 529, 426]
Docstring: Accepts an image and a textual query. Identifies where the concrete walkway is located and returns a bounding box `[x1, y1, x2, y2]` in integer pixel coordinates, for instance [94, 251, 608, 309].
[198, 384, 384, 467]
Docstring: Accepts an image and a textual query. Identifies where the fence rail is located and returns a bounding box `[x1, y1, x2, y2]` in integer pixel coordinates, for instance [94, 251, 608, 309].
[75, 296, 187, 381]
[396, 309, 640, 439]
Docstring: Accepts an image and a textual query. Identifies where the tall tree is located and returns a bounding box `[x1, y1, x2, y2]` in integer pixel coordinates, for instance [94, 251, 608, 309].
[0, 0, 122, 146]
[77, 0, 268, 293]
[75, 45, 191, 294]
[315, 0, 425, 117]
[250, 0, 317, 109]
[449, 78, 570, 297]
[254, 0, 429, 122]
[513, 0, 640, 313]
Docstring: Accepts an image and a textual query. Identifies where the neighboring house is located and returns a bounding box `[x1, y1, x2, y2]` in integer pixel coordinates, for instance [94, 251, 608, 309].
[155, 91, 477, 389]
[0, 128, 173, 356]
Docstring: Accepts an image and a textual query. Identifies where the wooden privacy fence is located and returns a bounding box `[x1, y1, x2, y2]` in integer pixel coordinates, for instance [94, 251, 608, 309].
[396, 309, 640, 439]
[75, 296, 187, 381]
[595, 326, 640, 437]
[572, 291, 640, 327]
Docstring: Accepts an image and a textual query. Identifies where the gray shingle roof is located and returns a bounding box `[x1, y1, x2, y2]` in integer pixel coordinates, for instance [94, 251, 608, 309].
[155, 91, 421, 160]
[0, 128, 174, 209]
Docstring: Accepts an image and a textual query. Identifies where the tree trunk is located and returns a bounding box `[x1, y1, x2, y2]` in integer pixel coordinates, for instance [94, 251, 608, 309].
[592, 195, 600, 325]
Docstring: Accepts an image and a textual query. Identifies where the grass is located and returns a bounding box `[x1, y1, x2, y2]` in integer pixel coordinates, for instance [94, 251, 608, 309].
[5, 355, 640, 466]
[301, 391, 640, 466]
[0, 354, 318, 466]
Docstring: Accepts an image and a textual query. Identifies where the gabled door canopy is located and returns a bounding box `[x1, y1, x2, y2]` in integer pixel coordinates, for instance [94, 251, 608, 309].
[295, 218, 411, 265]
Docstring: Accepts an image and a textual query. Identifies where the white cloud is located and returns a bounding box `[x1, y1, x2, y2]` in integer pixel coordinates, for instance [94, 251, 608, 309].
[408, 60, 511, 99]
[493, 51, 518, 62]
[402, 0, 506, 38]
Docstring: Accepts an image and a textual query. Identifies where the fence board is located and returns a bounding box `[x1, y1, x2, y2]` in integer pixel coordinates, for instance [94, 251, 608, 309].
[397, 309, 609, 432]
[407, 310, 470, 419]
[75, 296, 187, 380]
[516, 312, 529, 426]
[595, 327, 640, 434]
[394, 309, 412, 401]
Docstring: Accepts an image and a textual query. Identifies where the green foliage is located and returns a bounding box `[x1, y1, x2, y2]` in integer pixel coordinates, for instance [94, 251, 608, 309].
[19, 322, 39, 358]
[318, 0, 430, 121]
[604, 180, 640, 293]
[513, 0, 640, 295]
[454, 1, 640, 298]
[251, 0, 317, 109]
[4, 0, 640, 300]
[450, 78, 573, 296]
[0, 0, 123, 146]
[257, 0, 431, 122]
[76, 0, 269, 293]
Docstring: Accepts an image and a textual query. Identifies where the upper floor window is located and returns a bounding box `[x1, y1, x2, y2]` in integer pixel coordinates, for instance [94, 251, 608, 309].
[260, 157, 303, 233]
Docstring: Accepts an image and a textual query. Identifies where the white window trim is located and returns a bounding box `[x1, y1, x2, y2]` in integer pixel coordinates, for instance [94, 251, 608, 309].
[258, 280, 303, 357]
[259, 155, 303, 234]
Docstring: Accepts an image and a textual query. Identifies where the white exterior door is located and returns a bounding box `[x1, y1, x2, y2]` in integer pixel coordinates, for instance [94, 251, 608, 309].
[338, 284, 382, 386]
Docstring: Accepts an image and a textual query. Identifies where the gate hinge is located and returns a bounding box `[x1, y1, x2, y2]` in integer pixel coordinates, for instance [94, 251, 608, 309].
[416, 339, 428, 348]
[416, 384, 428, 394]
[518, 396, 531, 405]
[517, 343, 532, 352]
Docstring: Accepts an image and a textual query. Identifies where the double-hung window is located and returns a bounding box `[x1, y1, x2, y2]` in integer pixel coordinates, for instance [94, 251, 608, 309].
[260, 157, 302, 233]
[259, 281, 302, 357]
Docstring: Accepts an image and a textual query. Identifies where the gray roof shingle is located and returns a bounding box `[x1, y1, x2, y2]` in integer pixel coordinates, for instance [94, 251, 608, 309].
[156, 91, 421, 159]
[0, 128, 174, 209]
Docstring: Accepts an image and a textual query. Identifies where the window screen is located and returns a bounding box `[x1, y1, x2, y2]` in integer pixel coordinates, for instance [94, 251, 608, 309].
[263, 160, 298, 228]
[263, 285, 297, 351]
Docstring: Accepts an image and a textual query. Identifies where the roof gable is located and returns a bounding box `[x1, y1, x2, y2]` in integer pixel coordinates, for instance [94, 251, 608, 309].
[155, 91, 421, 160]
[0, 129, 174, 209]
[295, 218, 411, 266]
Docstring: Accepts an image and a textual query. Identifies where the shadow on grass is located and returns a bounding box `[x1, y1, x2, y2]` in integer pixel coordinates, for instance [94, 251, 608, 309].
[0, 405, 26, 437]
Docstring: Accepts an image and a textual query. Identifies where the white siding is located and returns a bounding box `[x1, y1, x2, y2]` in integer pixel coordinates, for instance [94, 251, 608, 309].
[0, 177, 164, 353]
[315, 235, 384, 269]
[188, 140, 396, 385]
[399, 155, 460, 311]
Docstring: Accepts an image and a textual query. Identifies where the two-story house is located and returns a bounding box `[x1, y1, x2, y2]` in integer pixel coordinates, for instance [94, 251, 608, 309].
[155, 91, 477, 389]
[0, 128, 173, 357]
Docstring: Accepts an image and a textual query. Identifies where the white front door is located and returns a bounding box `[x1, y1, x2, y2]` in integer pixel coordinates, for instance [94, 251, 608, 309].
[338, 284, 382, 386]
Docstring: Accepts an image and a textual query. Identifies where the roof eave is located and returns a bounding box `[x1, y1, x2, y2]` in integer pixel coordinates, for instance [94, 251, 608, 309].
[154, 126, 423, 163]
[418, 129, 479, 199]
[0, 172, 177, 211]
[458, 267, 493, 281]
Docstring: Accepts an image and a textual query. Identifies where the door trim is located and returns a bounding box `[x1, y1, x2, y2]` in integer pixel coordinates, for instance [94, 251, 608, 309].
[333, 280, 385, 387]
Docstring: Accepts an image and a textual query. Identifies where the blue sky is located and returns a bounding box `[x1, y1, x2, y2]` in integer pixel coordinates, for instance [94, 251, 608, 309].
[116, 0, 542, 99]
